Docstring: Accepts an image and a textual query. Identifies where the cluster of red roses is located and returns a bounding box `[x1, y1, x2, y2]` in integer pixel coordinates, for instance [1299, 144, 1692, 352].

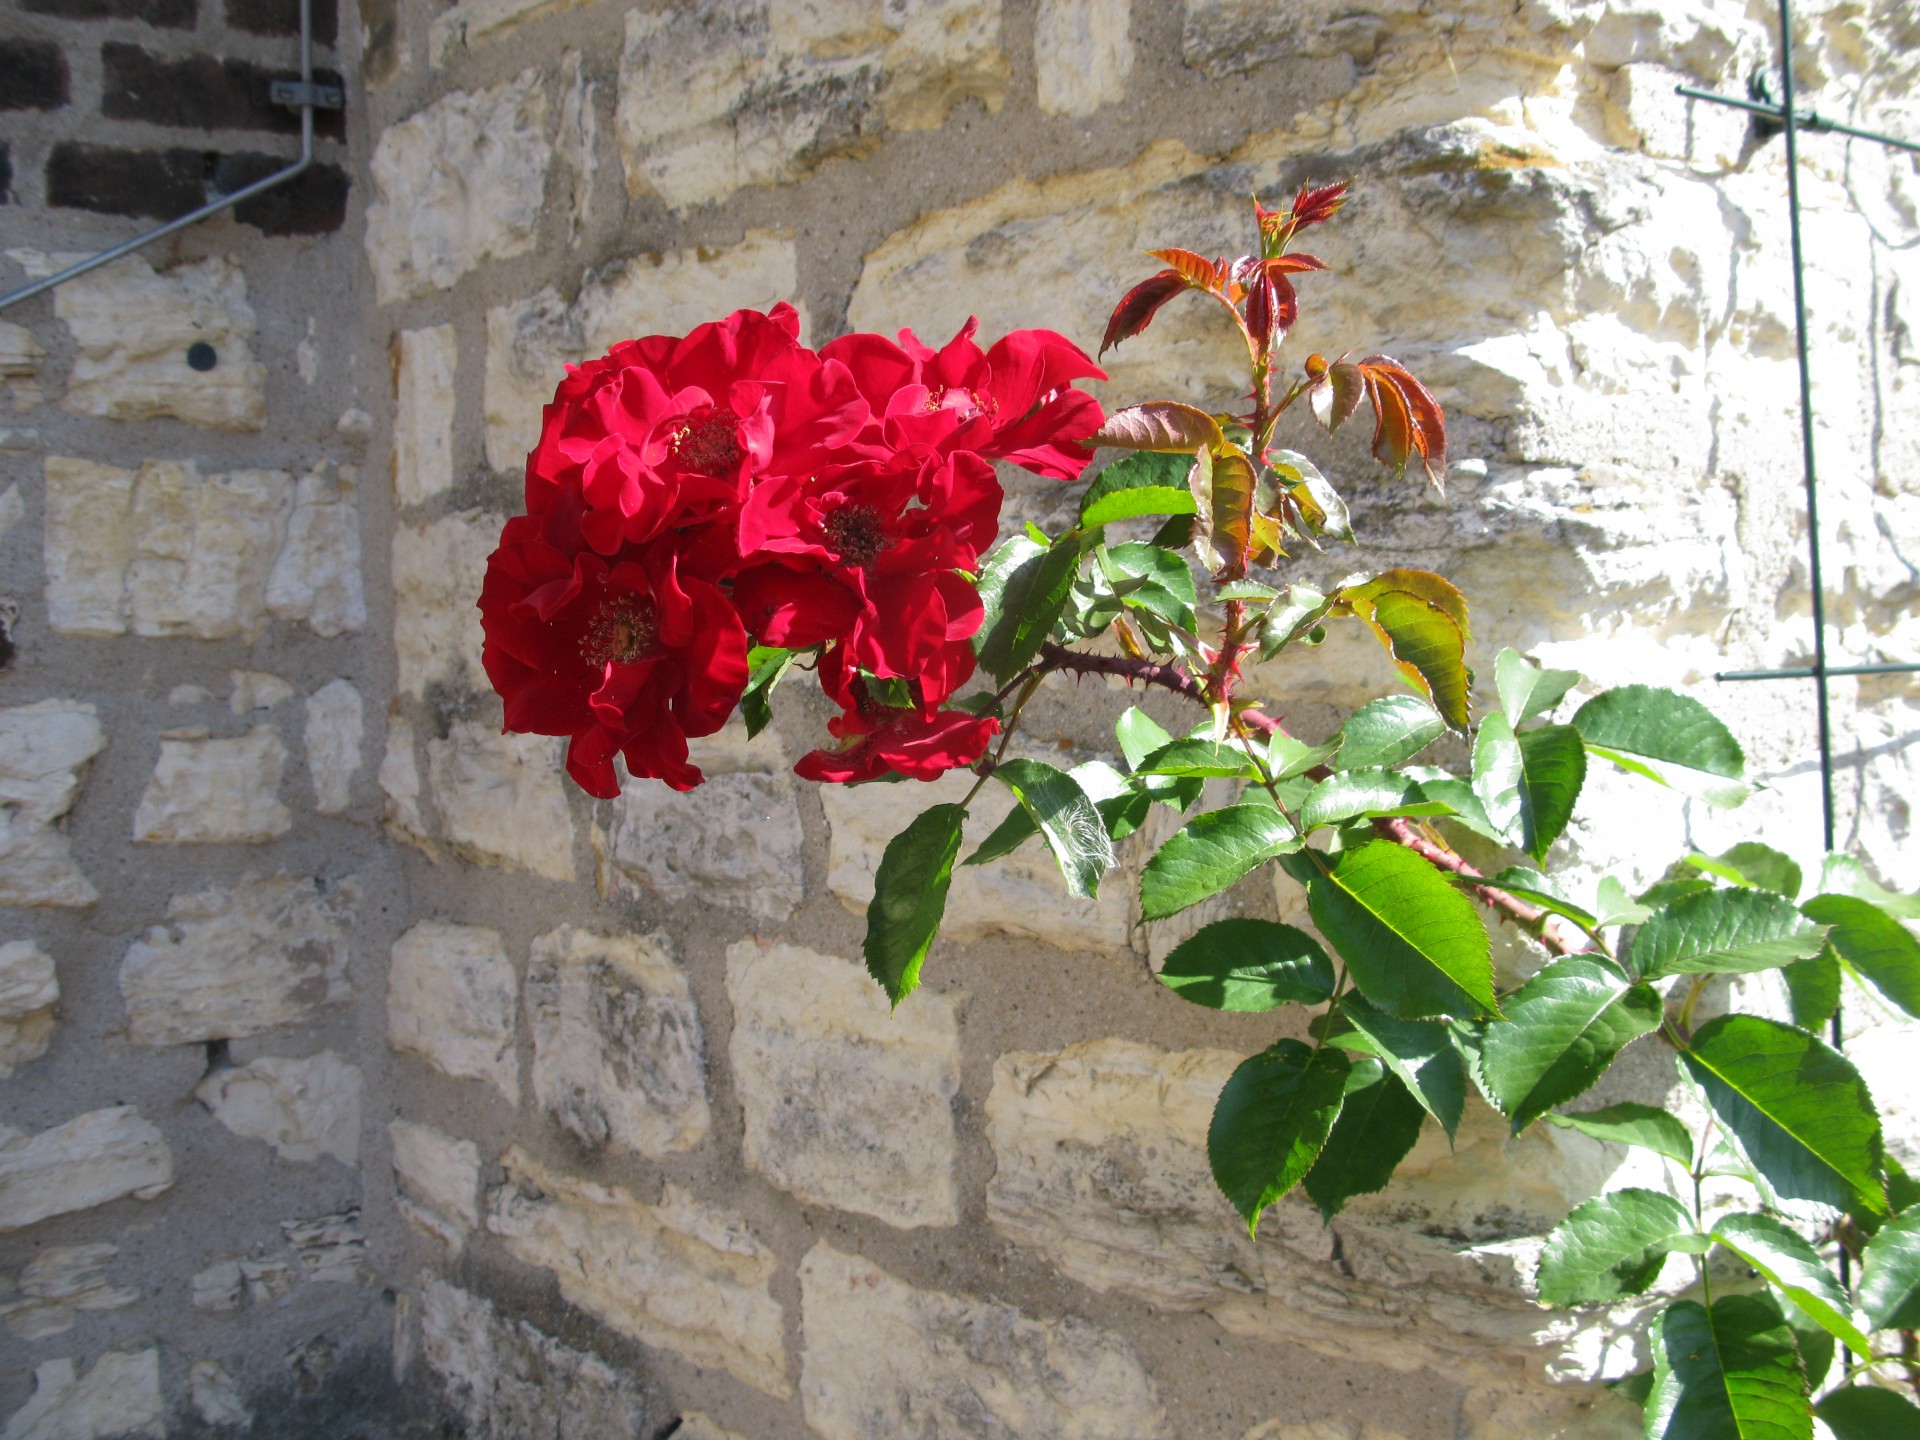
[478, 303, 1105, 797]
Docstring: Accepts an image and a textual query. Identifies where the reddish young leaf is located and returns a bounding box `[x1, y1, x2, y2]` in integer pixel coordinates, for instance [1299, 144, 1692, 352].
[1101, 271, 1187, 356]
[1290, 181, 1350, 230]
[1356, 354, 1448, 489]
[1147, 248, 1229, 293]
[1265, 253, 1330, 275]
[1093, 401, 1226, 452]
[1209, 445, 1259, 579]
[1246, 271, 1299, 352]
[1305, 354, 1367, 434]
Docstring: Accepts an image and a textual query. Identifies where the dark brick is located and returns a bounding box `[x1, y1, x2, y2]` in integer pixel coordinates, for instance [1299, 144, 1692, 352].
[0, 40, 70, 113]
[18, 0, 196, 27]
[45, 142, 204, 220]
[216, 152, 348, 234]
[225, 0, 338, 46]
[100, 44, 346, 140]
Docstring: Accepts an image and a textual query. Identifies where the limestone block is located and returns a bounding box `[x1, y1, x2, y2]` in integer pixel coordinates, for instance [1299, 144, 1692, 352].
[598, 719, 803, 923]
[304, 678, 365, 814]
[427, 722, 576, 881]
[230, 671, 295, 713]
[557, 50, 598, 244]
[189, 1363, 251, 1429]
[798, 1243, 1165, 1440]
[1, 324, 43, 409]
[119, 873, 355, 1046]
[190, 1260, 244, 1312]
[0, 701, 104, 908]
[389, 1118, 481, 1250]
[0, 941, 57, 1076]
[282, 1207, 370, 1284]
[0, 1107, 172, 1233]
[365, 69, 551, 303]
[527, 925, 710, 1156]
[1180, 0, 1388, 78]
[482, 231, 801, 472]
[675, 1417, 747, 1440]
[0, 485, 24, 541]
[1036, 0, 1132, 116]
[0, 1350, 163, 1440]
[241, 1259, 295, 1303]
[392, 509, 501, 698]
[430, 0, 589, 64]
[393, 325, 457, 507]
[421, 1278, 648, 1440]
[379, 713, 431, 846]
[616, 1, 1006, 210]
[0, 1245, 137, 1340]
[44, 457, 362, 639]
[132, 726, 292, 844]
[194, 1050, 363, 1166]
[387, 920, 520, 1103]
[726, 940, 960, 1228]
[488, 1147, 789, 1398]
[8, 250, 265, 430]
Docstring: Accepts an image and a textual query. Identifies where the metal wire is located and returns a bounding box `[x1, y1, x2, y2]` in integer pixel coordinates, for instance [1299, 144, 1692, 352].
[1676, 84, 1920, 153]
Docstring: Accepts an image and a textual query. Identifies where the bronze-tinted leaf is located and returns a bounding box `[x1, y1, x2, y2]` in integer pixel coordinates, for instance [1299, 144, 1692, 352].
[1209, 445, 1258, 579]
[1101, 271, 1187, 356]
[1147, 248, 1229, 293]
[1247, 271, 1299, 352]
[1092, 402, 1226, 452]
[1357, 354, 1448, 489]
[1337, 570, 1473, 729]
[1290, 180, 1350, 230]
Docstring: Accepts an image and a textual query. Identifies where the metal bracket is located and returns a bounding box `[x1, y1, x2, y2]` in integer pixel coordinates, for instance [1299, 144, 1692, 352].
[271, 79, 342, 110]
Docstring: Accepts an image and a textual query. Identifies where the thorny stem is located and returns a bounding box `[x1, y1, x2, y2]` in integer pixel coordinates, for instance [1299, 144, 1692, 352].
[960, 671, 1043, 808]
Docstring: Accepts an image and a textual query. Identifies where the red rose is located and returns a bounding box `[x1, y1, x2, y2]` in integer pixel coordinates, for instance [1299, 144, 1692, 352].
[795, 647, 999, 784]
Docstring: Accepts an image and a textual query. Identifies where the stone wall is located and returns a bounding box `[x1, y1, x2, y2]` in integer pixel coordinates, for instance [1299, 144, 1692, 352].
[2, 1, 1918, 1437]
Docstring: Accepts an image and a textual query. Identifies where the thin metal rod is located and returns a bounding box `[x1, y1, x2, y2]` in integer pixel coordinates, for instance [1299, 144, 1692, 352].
[1676, 83, 1920, 153]
[0, 0, 316, 315]
[1717, 662, 1920, 681]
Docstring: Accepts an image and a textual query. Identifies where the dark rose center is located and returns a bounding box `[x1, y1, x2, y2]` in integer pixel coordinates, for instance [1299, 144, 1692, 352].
[821, 504, 891, 568]
[669, 407, 744, 477]
[923, 385, 994, 420]
[579, 594, 660, 666]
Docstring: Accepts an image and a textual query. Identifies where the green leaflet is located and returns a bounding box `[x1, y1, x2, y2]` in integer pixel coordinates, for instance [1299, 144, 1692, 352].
[1687, 843, 1802, 899]
[1493, 647, 1581, 726]
[1307, 841, 1498, 1019]
[1297, 768, 1453, 831]
[974, 531, 1087, 679]
[1136, 737, 1259, 779]
[1207, 1040, 1350, 1235]
[1780, 953, 1841, 1030]
[1472, 711, 1526, 848]
[1818, 854, 1920, 920]
[1594, 875, 1654, 929]
[863, 804, 965, 1006]
[1099, 542, 1198, 632]
[1859, 1207, 1920, 1331]
[1572, 683, 1751, 807]
[1630, 889, 1829, 979]
[1139, 805, 1301, 921]
[1802, 894, 1920, 1020]
[1680, 1014, 1887, 1217]
[741, 645, 794, 739]
[1547, 1103, 1694, 1166]
[1816, 1386, 1920, 1440]
[986, 758, 1113, 900]
[1645, 1295, 1811, 1440]
[1472, 866, 1600, 931]
[1078, 450, 1199, 528]
[1710, 1211, 1869, 1355]
[1333, 694, 1447, 771]
[1266, 732, 1341, 780]
[1303, 1060, 1426, 1220]
[1477, 957, 1661, 1134]
[1156, 919, 1336, 1011]
[1472, 715, 1589, 861]
[1325, 994, 1466, 1140]
[1535, 1188, 1701, 1306]
[1258, 583, 1332, 658]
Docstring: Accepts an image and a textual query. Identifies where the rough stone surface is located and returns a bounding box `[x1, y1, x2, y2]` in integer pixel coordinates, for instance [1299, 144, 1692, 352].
[0, 1245, 137, 1341]
[43, 457, 363, 640]
[598, 719, 803, 923]
[616, 2, 1006, 210]
[0, 941, 57, 1076]
[427, 722, 576, 881]
[194, 1050, 364, 1166]
[526, 925, 709, 1157]
[430, 0, 589, 65]
[421, 1278, 648, 1440]
[119, 873, 356, 1046]
[393, 325, 458, 508]
[1036, 0, 1132, 116]
[131, 726, 292, 844]
[0, 1107, 172, 1233]
[304, 678, 365, 814]
[798, 1242, 1166, 1440]
[188, 1362, 251, 1429]
[0, 700, 104, 908]
[482, 230, 801, 471]
[387, 920, 521, 1104]
[365, 69, 552, 302]
[8, 250, 265, 430]
[726, 939, 960, 1229]
[0, 1350, 163, 1440]
[230, 671, 295, 714]
[283, 1207, 371, 1285]
[488, 1148, 789, 1399]
[392, 509, 503, 699]
[389, 1118, 481, 1249]
[378, 712, 431, 846]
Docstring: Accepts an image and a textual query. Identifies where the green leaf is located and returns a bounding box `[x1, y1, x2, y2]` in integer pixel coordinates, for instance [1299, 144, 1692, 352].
[1298, 769, 1453, 831]
[1266, 732, 1340, 780]
[1710, 1211, 1869, 1355]
[1115, 707, 1173, 770]
[1216, 579, 1275, 602]
[973, 531, 1086, 679]
[1817, 1387, 1920, 1440]
[1630, 889, 1829, 979]
[1472, 712, 1526, 848]
[1258, 584, 1333, 658]
[1338, 570, 1474, 730]
[1493, 647, 1581, 726]
[1473, 867, 1599, 931]
[1547, 1103, 1694, 1166]
[1208, 1040, 1350, 1235]
[1639, 876, 1717, 911]
[1783, 1296, 1835, 1389]
[1780, 953, 1841, 1030]
[1860, 1207, 1920, 1330]
[741, 645, 794, 739]
[1681, 1014, 1887, 1216]
[1572, 684, 1750, 807]
[1536, 1188, 1700, 1305]
[1140, 805, 1301, 921]
[1688, 843, 1803, 899]
[863, 805, 966, 1006]
[1325, 994, 1466, 1140]
[1157, 919, 1335, 1010]
[1478, 957, 1662, 1133]
[1818, 854, 1920, 920]
[1307, 841, 1498, 1019]
[1594, 875, 1654, 929]
[1079, 450, 1200, 527]
[1100, 542, 1197, 631]
[1137, 738, 1258, 779]
[1335, 695, 1449, 771]
[1802, 894, 1920, 1019]
[1612, 1371, 1654, 1407]
[1645, 1295, 1810, 1440]
[966, 760, 1141, 864]
[1401, 774, 1503, 843]
[1515, 724, 1587, 863]
[987, 759, 1113, 899]
[1303, 1060, 1427, 1220]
